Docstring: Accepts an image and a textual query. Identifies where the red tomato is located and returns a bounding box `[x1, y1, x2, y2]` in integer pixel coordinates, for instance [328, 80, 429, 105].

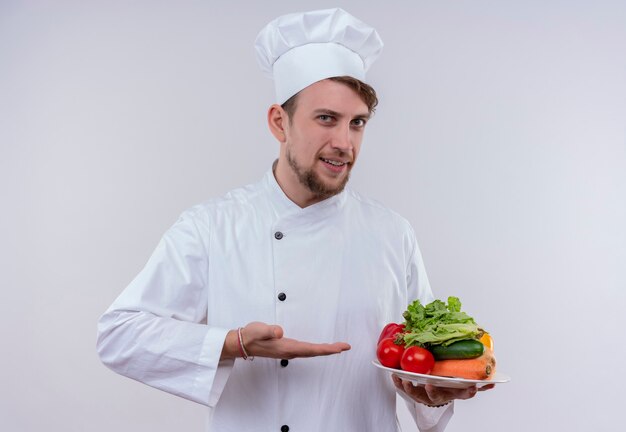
[400, 346, 435, 374]
[376, 338, 405, 369]
[378, 323, 406, 344]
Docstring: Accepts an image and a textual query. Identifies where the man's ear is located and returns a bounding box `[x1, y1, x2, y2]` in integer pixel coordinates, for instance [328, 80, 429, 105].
[267, 104, 288, 143]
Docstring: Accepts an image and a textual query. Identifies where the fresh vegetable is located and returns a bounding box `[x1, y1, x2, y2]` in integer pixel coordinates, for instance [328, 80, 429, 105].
[402, 296, 481, 347]
[480, 332, 494, 350]
[430, 349, 496, 380]
[376, 297, 497, 378]
[378, 323, 405, 345]
[430, 339, 484, 360]
[376, 338, 405, 369]
[400, 346, 435, 374]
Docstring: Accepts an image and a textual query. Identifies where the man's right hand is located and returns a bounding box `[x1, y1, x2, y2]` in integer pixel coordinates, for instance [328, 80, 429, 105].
[220, 321, 351, 360]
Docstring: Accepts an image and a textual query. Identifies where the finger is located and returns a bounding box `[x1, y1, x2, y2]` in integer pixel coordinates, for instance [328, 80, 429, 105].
[391, 374, 403, 390]
[402, 380, 431, 403]
[283, 340, 351, 357]
[402, 379, 416, 395]
[478, 383, 495, 391]
[463, 385, 478, 399]
[425, 383, 476, 403]
[253, 338, 350, 359]
[393, 377, 441, 406]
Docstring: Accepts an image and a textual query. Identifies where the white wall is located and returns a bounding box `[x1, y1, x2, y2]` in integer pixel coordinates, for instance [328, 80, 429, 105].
[2, 1, 625, 431]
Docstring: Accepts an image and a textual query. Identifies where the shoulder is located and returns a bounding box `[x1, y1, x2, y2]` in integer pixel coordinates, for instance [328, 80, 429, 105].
[344, 189, 413, 227]
[343, 188, 416, 238]
[175, 177, 268, 230]
[192, 178, 267, 214]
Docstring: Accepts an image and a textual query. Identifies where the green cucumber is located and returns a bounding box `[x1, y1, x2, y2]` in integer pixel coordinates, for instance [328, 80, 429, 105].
[430, 339, 484, 360]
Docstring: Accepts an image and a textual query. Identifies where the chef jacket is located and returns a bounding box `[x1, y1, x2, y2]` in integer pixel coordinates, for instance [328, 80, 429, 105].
[97, 168, 454, 431]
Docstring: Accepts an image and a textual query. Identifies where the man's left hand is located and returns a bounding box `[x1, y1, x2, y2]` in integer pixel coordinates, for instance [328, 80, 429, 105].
[392, 374, 495, 407]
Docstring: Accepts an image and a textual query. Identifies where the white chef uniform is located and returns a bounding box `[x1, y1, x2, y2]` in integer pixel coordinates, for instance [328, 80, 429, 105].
[97, 168, 454, 431]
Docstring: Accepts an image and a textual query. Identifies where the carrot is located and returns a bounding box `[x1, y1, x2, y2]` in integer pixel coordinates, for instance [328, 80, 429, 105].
[430, 349, 496, 380]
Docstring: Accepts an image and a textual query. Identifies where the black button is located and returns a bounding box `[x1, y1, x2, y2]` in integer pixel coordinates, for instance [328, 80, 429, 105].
[274, 231, 283, 240]
[281, 426, 289, 432]
[280, 359, 289, 367]
[277, 292, 286, 301]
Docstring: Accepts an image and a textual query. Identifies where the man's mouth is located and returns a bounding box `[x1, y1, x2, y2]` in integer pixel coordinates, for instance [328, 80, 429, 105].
[320, 157, 349, 167]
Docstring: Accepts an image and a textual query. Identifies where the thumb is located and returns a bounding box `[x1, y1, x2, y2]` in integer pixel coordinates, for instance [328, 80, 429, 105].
[257, 323, 283, 340]
[270, 325, 284, 339]
[245, 322, 283, 341]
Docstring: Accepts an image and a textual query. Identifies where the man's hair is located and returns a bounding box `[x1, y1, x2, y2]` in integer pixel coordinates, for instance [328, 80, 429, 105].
[281, 76, 378, 120]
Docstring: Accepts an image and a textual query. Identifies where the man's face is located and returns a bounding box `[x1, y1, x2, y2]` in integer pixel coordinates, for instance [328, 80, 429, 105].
[278, 79, 370, 205]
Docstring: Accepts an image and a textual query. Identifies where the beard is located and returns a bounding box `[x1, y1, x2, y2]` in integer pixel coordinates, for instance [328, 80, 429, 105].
[286, 149, 351, 200]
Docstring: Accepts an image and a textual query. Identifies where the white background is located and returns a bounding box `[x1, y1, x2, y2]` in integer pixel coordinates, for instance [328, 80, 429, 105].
[2, 1, 625, 431]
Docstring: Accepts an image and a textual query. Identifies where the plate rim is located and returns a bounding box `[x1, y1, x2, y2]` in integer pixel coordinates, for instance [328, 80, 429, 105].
[372, 359, 511, 384]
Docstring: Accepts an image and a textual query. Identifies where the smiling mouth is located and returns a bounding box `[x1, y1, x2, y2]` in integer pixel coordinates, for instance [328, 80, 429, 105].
[320, 157, 348, 167]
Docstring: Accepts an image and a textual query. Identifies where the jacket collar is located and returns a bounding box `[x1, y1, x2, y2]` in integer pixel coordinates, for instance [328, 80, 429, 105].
[263, 162, 347, 224]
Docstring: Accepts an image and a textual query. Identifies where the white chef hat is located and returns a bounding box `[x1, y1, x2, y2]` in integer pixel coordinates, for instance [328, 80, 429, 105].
[254, 8, 384, 104]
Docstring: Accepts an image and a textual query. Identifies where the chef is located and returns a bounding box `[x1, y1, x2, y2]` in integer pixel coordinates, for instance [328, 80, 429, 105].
[97, 8, 484, 432]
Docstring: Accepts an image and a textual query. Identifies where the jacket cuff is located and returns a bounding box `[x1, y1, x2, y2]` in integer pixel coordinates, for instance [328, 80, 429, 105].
[191, 326, 234, 407]
[397, 389, 455, 432]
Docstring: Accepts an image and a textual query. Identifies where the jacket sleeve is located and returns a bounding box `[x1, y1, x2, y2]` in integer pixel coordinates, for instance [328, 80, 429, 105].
[400, 227, 455, 431]
[96, 209, 233, 407]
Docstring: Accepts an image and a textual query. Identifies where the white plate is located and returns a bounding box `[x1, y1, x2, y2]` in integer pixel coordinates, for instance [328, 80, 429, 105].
[372, 360, 511, 389]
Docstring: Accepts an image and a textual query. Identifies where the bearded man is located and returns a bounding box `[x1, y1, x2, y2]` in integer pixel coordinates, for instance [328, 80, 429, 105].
[97, 8, 487, 432]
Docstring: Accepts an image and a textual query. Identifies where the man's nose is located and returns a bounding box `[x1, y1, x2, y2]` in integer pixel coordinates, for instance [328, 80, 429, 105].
[330, 123, 353, 152]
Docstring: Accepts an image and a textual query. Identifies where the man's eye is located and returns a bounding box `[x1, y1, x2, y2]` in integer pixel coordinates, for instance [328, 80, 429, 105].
[352, 119, 366, 127]
[319, 115, 332, 121]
